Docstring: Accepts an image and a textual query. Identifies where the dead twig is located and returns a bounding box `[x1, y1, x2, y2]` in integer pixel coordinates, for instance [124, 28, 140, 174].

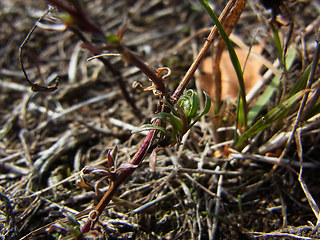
[19, 6, 59, 92]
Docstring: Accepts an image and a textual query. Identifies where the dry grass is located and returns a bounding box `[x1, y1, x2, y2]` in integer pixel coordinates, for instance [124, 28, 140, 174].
[1, 0, 320, 239]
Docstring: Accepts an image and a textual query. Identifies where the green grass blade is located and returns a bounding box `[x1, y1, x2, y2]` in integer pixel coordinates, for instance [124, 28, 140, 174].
[199, 0, 247, 128]
[236, 90, 307, 147]
[287, 64, 311, 98]
[273, 26, 284, 68]
[305, 101, 320, 120]
[247, 46, 296, 125]
[247, 74, 280, 125]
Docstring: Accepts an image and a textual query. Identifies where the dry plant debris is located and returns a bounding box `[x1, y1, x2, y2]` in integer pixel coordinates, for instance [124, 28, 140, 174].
[1, 0, 320, 239]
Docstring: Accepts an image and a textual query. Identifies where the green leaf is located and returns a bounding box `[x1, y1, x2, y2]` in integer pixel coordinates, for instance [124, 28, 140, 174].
[107, 33, 120, 44]
[132, 124, 168, 135]
[58, 12, 73, 23]
[305, 101, 320, 120]
[191, 91, 211, 126]
[151, 113, 183, 133]
[188, 90, 200, 119]
[285, 44, 296, 70]
[178, 89, 200, 119]
[273, 26, 284, 67]
[287, 64, 311, 98]
[247, 46, 297, 125]
[199, 0, 247, 128]
[163, 96, 180, 117]
[237, 97, 245, 127]
[248, 75, 281, 126]
[236, 90, 307, 147]
[177, 94, 192, 116]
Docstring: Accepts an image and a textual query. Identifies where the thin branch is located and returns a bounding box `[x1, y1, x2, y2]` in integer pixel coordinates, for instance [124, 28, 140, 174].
[71, 30, 140, 114]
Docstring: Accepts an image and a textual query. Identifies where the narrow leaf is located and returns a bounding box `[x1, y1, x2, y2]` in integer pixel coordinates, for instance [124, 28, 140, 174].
[190, 91, 211, 127]
[247, 46, 296, 125]
[132, 124, 168, 135]
[236, 90, 307, 147]
[287, 64, 311, 98]
[151, 113, 183, 132]
[199, 0, 247, 128]
[273, 26, 284, 67]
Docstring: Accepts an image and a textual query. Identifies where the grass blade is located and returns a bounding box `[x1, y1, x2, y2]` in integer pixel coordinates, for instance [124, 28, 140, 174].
[287, 64, 311, 98]
[247, 46, 297, 125]
[236, 90, 307, 147]
[199, 0, 247, 129]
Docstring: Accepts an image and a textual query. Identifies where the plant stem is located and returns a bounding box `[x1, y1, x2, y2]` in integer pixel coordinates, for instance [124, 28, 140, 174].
[79, 0, 237, 236]
[70, 30, 141, 115]
[79, 124, 159, 236]
[98, 44, 167, 95]
[171, 0, 236, 103]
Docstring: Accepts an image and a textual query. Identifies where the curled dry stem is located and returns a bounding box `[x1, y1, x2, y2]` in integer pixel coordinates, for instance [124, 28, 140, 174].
[19, 6, 59, 92]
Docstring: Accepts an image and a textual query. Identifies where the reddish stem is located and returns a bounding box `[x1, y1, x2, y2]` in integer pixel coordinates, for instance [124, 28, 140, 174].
[79, 1, 238, 236]
[80, 127, 158, 235]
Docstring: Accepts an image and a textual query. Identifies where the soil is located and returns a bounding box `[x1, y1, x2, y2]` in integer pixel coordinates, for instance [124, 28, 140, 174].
[1, 0, 320, 239]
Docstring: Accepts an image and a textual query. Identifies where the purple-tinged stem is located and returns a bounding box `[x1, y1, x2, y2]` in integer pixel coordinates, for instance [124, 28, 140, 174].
[79, 126, 158, 236]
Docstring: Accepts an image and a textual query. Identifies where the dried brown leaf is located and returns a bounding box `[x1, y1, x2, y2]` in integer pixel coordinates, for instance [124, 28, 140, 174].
[198, 44, 263, 101]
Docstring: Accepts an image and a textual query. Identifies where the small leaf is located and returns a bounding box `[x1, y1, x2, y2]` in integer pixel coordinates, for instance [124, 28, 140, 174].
[107, 152, 114, 169]
[163, 96, 180, 117]
[132, 124, 168, 135]
[151, 113, 183, 133]
[58, 12, 74, 26]
[188, 90, 200, 118]
[273, 26, 284, 67]
[178, 94, 192, 116]
[107, 33, 120, 44]
[107, 145, 118, 168]
[191, 91, 211, 125]
[178, 90, 200, 119]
